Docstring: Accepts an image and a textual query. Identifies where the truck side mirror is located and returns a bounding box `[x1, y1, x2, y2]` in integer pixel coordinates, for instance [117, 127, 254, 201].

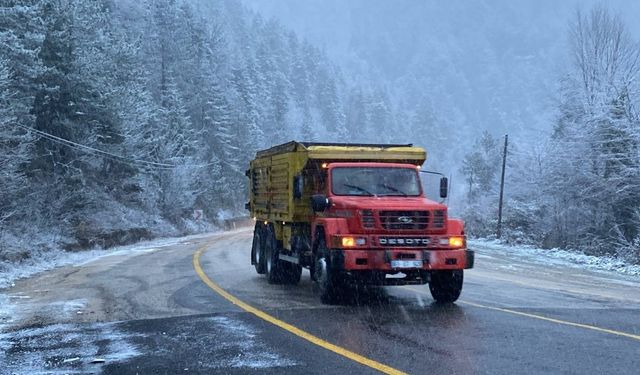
[311, 194, 330, 212]
[293, 175, 303, 199]
[439, 177, 448, 198]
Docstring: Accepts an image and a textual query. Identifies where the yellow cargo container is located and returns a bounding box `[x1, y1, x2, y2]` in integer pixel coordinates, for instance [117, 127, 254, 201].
[247, 141, 426, 224]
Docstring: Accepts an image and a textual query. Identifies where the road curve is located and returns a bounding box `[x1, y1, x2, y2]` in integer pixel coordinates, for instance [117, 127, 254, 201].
[1, 228, 639, 374]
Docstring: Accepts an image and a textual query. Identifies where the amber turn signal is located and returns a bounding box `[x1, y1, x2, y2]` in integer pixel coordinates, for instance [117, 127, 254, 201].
[448, 236, 465, 248]
[341, 237, 356, 247]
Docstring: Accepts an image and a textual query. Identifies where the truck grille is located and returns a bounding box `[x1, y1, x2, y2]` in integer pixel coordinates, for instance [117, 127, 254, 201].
[433, 210, 445, 228]
[361, 210, 375, 228]
[379, 210, 429, 230]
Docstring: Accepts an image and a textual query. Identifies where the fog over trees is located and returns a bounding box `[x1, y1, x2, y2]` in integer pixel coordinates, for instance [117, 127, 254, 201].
[1, 0, 639, 264]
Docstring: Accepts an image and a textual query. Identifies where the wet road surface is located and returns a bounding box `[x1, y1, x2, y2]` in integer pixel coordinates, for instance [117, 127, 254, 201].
[1, 228, 639, 374]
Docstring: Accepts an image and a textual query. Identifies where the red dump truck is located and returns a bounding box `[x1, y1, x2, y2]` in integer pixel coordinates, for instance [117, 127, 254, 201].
[246, 141, 474, 303]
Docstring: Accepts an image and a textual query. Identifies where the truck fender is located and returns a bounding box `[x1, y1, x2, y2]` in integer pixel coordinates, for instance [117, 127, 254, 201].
[447, 219, 465, 236]
[312, 218, 349, 251]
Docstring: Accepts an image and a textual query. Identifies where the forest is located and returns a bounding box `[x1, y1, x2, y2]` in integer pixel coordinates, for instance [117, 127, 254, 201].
[1, 0, 363, 257]
[1, 0, 639, 265]
[460, 8, 640, 263]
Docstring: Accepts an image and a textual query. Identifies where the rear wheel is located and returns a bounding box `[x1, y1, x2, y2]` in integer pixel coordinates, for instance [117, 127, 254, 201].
[265, 227, 282, 284]
[429, 270, 463, 303]
[264, 225, 303, 285]
[314, 238, 340, 304]
[252, 225, 266, 274]
[281, 263, 302, 285]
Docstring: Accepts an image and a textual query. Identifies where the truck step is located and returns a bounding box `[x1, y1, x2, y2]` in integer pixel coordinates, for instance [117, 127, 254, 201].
[278, 254, 299, 264]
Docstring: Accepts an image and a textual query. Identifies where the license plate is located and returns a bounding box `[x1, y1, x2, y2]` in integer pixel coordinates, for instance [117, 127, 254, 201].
[390, 260, 422, 268]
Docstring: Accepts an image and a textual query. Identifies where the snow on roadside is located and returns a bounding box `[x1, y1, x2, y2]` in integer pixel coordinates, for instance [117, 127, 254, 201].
[0, 231, 220, 290]
[470, 239, 640, 277]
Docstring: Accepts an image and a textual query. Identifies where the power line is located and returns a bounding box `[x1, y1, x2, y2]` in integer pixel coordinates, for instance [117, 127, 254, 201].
[16, 124, 176, 169]
[14, 123, 228, 171]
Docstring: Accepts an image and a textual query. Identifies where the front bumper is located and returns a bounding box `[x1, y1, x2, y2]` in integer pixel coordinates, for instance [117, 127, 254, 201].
[330, 248, 474, 271]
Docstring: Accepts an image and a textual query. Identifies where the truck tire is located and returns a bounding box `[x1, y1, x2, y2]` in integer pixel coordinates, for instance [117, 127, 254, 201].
[314, 238, 340, 304]
[281, 263, 302, 285]
[265, 226, 283, 284]
[429, 270, 463, 303]
[252, 225, 266, 274]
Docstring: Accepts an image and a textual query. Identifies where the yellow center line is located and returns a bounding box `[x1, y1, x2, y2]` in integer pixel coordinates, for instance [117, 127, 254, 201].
[406, 286, 640, 342]
[193, 243, 407, 375]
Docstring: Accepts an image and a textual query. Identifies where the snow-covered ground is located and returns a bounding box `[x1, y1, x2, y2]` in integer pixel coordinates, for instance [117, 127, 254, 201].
[0, 234, 201, 334]
[471, 239, 640, 277]
[0, 321, 143, 374]
[0, 228, 298, 373]
[0, 232, 220, 291]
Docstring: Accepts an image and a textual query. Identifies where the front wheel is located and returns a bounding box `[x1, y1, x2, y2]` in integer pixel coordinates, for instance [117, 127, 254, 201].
[314, 239, 340, 304]
[429, 270, 463, 303]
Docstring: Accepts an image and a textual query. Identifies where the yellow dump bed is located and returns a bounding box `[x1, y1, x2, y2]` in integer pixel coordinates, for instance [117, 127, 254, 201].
[248, 141, 427, 223]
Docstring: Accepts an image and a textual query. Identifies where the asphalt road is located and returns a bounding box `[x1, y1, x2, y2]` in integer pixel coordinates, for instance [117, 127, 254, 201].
[1, 228, 639, 374]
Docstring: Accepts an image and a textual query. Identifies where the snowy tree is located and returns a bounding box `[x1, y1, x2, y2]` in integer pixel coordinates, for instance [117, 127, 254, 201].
[345, 88, 369, 141]
[0, 0, 43, 132]
[230, 63, 262, 151]
[315, 64, 345, 139]
[206, 79, 240, 206]
[540, 6, 640, 258]
[0, 58, 27, 228]
[458, 131, 503, 237]
[0, 1, 39, 230]
[367, 88, 394, 140]
[460, 131, 501, 198]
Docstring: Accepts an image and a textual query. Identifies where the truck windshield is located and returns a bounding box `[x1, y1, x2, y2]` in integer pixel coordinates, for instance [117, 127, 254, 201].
[331, 167, 421, 196]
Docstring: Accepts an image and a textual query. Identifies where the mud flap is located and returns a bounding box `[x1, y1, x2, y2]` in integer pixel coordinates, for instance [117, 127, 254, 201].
[329, 249, 345, 271]
[465, 250, 475, 269]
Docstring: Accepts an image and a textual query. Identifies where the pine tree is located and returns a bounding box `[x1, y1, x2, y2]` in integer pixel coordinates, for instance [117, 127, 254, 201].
[345, 88, 369, 141]
[367, 87, 393, 141]
[206, 78, 241, 207]
[316, 66, 345, 139]
[230, 64, 261, 151]
[0, 2, 39, 224]
[460, 131, 500, 198]
[0, 58, 27, 226]
[0, 0, 43, 133]
[271, 71, 290, 143]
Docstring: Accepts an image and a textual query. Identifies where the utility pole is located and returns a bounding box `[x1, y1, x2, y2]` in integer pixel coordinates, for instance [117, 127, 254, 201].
[497, 134, 508, 239]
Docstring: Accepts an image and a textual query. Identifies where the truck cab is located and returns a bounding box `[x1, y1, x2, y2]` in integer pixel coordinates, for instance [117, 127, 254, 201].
[247, 142, 474, 304]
